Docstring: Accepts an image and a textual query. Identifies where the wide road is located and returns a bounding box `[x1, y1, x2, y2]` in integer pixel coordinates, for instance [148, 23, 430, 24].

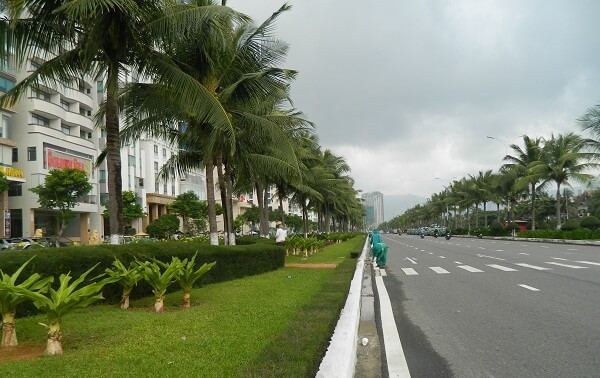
[378, 233, 600, 378]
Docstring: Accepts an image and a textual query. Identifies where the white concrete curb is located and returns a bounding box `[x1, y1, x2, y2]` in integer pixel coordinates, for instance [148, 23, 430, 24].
[316, 238, 368, 378]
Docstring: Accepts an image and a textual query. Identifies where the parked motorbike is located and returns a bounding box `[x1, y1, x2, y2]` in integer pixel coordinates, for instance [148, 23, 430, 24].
[476, 233, 483, 239]
[445, 232, 451, 240]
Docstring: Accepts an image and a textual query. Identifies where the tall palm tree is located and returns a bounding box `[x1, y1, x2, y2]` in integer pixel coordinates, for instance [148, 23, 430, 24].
[529, 133, 598, 229]
[578, 103, 600, 151]
[120, 2, 298, 244]
[0, 0, 232, 243]
[503, 136, 544, 230]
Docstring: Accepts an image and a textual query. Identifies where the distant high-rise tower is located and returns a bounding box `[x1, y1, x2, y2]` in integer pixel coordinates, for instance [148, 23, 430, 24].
[362, 191, 384, 229]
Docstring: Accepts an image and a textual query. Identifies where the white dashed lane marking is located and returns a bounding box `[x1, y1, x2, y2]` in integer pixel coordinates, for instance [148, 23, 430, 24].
[430, 267, 450, 274]
[487, 264, 518, 272]
[519, 284, 540, 292]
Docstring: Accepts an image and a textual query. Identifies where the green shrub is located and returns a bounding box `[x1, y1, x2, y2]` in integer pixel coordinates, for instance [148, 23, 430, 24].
[489, 222, 506, 236]
[561, 218, 580, 231]
[580, 216, 600, 230]
[0, 241, 285, 315]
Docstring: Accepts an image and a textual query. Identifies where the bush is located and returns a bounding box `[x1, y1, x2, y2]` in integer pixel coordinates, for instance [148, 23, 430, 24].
[146, 214, 180, 239]
[489, 222, 506, 236]
[0, 240, 285, 316]
[580, 216, 600, 230]
[561, 218, 580, 231]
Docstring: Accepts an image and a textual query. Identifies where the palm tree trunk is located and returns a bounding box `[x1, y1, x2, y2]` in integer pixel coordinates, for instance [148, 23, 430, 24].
[483, 202, 488, 227]
[205, 157, 218, 245]
[531, 184, 537, 231]
[556, 183, 562, 229]
[105, 66, 124, 244]
[225, 167, 236, 246]
[121, 288, 132, 310]
[1, 310, 18, 347]
[255, 182, 269, 237]
[182, 291, 191, 308]
[45, 318, 63, 355]
[216, 153, 229, 245]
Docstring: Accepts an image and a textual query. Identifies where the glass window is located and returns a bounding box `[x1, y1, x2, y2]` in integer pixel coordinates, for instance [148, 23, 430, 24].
[61, 124, 70, 135]
[60, 99, 70, 111]
[100, 193, 109, 205]
[99, 170, 106, 183]
[0, 77, 16, 92]
[8, 182, 22, 197]
[154, 162, 158, 172]
[163, 182, 167, 194]
[27, 147, 36, 161]
[128, 155, 135, 167]
[154, 179, 159, 193]
[32, 88, 51, 101]
[0, 115, 8, 138]
[162, 148, 166, 157]
[11, 148, 17, 162]
[153, 145, 158, 154]
[31, 114, 50, 127]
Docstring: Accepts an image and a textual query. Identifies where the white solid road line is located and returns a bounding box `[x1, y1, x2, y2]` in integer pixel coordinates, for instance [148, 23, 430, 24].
[515, 263, 551, 270]
[430, 267, 450, 274]
[545, 262, 588, 269]
[518, 284, 540, 292]
[375, 275, 411, 377]
[487, 264, 518, 272]
[406, 257, 417, 265]
[576, 261, 600, 266]
[457, 265, 484, 273]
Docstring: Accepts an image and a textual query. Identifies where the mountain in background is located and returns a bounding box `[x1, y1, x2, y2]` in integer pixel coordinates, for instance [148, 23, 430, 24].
[384, 194, 427, 221]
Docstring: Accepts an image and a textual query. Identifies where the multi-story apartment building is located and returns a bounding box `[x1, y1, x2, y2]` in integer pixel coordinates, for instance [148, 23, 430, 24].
[362, 191, 384, 229]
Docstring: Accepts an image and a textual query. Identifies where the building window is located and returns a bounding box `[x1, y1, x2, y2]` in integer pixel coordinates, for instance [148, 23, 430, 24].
[154, 162, 158, 172]
[100, 128, 106, 138]
[100, 193, 109, 205]
[162, 148, 166, 157]
[0, 77, 15, 93]
[128, 155, 135, 167]
[153, 145, 158, 155]
[96, 81, 104, 93]
[163, 182, 167, 194]
[171, 182, 175, 196]
[61, 124, 71, 135]
[32, 88, 51, 101]
[27, 147, 36, 161]
[8, 182, 22, 197]
[12, 148, 17, 162]
[60, 99, 70, 111]
[0, 115, 8, 138]
[154, 179, 159, 193]
[31, 114, 50, 127]
[99, 170, 106, 183]
[138, 178, 144, 188]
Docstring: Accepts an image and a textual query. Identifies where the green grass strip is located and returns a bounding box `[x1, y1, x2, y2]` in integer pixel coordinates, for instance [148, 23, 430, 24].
[0, 237, 365, 378]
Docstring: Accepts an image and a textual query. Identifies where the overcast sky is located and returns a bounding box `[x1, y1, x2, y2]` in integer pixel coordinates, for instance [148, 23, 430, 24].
[227, 0, 600, 198]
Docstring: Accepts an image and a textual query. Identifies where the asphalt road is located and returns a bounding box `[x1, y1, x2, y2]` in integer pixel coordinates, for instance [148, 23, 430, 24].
[379, 233, 600, 378]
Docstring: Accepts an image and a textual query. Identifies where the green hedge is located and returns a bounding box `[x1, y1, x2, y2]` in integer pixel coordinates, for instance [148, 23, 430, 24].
[0, 240, 285, 315]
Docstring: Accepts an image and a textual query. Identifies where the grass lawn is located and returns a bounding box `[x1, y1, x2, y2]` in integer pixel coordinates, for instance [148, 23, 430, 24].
[0, 236, 365, 377]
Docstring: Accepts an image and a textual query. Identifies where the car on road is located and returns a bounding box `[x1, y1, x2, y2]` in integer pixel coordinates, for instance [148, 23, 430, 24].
[0, 238, 12, 250]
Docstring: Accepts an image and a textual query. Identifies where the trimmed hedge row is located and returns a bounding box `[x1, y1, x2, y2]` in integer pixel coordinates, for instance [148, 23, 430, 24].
[0, 240, 285, 315]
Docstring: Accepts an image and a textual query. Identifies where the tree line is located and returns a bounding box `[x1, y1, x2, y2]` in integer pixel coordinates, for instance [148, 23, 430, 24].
[0, 1, 364, 244]
[381, 104, 600, 232]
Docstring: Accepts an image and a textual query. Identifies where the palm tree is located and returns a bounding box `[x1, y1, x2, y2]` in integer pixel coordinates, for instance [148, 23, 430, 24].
[120, 3, 298, 244]
[529, 133, 598, 229]
[578, 103, 600, 151]
[0, 0, 233, 243]
[503, 135, 544, 230]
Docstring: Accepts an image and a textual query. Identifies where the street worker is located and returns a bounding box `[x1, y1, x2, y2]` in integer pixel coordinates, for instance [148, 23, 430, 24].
[370, 229, 382, 247]
[372, 242, 388, 269]
[275, 221, 287, 245]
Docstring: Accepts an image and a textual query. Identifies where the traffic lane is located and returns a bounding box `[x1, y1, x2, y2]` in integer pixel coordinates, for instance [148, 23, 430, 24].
[388, 236, 600, 311]
[383, 250, 600, 378]
[392, 236, 600, 285]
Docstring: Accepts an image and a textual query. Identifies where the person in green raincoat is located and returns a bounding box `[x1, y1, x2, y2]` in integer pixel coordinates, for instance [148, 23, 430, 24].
[372, 242, 388, 268]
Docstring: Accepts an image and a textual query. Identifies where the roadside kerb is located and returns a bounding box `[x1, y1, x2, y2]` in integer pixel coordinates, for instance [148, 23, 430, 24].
[454, 234, 600, 246]
[316, 237, 368, 378]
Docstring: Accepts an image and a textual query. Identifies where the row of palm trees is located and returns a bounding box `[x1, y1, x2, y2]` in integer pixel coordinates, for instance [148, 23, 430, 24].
[0, 1, 364, 244]
[384, 104, 600, 232]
